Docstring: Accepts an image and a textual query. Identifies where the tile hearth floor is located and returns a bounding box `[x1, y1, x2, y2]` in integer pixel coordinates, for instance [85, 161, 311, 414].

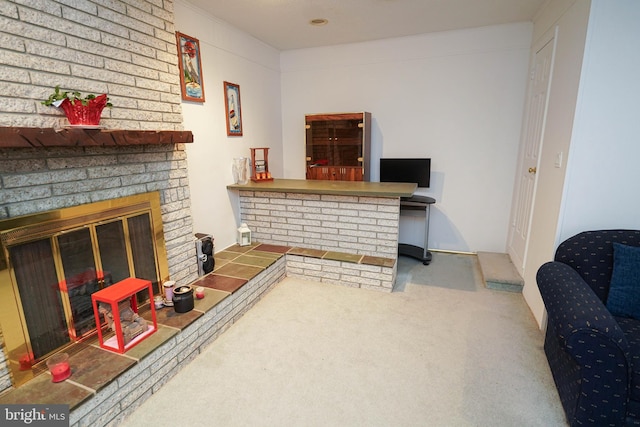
[0, 243, 394, 409]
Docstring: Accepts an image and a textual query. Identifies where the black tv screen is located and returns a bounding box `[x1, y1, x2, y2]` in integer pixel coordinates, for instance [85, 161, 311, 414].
[380, 158, 431, 188]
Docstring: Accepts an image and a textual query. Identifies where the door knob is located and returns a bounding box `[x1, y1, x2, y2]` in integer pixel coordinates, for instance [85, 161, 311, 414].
[528, 167, 537, 174]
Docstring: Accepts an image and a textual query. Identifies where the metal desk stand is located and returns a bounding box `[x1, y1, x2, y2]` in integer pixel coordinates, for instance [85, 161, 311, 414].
[399, 195, 436, 265]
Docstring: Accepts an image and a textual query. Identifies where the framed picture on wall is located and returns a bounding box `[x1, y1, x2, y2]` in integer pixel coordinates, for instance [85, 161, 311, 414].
[176, 32, 205, 102]
[224, 81, 243, 136]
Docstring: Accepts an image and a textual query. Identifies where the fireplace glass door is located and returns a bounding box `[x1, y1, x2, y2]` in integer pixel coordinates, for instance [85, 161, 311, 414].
[58, 227, 101, 341]
[0, 193, 168, 387]
[127, 214, 161, 301]
[8, 213, 159, 360]
[9, 240, 68, 360]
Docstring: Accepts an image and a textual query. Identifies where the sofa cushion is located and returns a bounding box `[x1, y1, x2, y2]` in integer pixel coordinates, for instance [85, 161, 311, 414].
[606, 243, 640, 319]
[614, 316, 640, 402]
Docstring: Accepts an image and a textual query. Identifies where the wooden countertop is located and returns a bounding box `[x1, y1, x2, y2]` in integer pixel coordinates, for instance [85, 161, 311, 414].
[227, 179, 416, 198]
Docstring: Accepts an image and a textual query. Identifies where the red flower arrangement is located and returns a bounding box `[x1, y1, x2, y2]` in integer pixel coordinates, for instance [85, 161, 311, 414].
[57, 94, 109, 125]
[43, 86, 112, 126]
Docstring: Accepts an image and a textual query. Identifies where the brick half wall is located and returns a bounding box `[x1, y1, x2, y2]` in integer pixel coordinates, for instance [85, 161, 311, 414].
[238, 190, 401, 260]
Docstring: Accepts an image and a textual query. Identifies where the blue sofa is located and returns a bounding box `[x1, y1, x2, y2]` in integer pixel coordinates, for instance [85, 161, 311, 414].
[537, 230, 640, 426]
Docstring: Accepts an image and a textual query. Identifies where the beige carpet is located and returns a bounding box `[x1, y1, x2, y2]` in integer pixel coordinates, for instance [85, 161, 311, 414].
[120, 253, 566, 426]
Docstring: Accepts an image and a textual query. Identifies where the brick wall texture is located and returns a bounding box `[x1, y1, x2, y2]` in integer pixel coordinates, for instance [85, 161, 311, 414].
[239, 191, 401, 259]
[0, 330, 9, 393]
[0, 0, 183, 130]
[286, 255, 397, 292]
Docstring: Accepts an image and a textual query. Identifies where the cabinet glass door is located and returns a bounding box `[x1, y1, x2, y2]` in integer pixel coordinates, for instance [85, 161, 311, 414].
[306, 113, 366, 181]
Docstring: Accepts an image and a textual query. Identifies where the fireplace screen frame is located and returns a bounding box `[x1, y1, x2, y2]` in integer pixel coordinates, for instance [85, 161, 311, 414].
[0, 192, 169, 387]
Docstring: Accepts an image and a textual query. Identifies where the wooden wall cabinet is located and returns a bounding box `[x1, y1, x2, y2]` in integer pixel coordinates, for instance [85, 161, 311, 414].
[305, 112, 371, 181]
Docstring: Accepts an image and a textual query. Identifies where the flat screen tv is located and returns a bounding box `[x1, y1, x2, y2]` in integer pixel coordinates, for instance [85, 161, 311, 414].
[380, 158, 431, 188]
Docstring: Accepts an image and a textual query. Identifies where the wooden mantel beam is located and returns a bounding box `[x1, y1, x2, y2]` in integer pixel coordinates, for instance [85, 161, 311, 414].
[0, 127, 194, 148]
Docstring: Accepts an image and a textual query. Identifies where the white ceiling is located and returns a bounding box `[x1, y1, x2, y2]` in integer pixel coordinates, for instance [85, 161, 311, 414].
[186, 0, 546, 50]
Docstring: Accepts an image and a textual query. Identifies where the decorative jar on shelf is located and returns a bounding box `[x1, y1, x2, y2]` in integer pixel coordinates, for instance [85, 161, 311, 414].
[57, 94, 109, 126]
[233, 157, 249, 184]
[46, 352, 71, 383]
[42, 85, 112, 126]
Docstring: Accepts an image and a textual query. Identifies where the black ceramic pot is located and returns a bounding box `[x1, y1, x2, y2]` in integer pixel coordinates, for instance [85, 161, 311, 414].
[172, 285, 194, 313]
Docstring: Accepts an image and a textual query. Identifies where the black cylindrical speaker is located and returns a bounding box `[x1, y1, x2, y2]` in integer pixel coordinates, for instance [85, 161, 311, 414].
[195, 233, 215, 276]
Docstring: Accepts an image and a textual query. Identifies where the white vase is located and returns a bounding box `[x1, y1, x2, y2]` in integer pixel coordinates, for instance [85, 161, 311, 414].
[233, 157, 249, 184]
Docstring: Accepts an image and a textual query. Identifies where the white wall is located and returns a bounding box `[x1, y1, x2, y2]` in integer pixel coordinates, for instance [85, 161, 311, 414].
[280, 24, 532, 253]
[175, 2, 535, 255]
[175, 0, 282, 250]
[558, 0, 640, 240]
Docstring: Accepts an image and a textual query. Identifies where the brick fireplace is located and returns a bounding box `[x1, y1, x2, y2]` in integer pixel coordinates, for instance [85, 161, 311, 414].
[0, 0, 197, 395]
[0, 139, 199, 394]
[0, 190, 173, 386]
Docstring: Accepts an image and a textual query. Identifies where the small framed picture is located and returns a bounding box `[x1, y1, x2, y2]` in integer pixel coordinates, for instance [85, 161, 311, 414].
[224, 81, 242, 136]
[176, 32, 205, 102]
